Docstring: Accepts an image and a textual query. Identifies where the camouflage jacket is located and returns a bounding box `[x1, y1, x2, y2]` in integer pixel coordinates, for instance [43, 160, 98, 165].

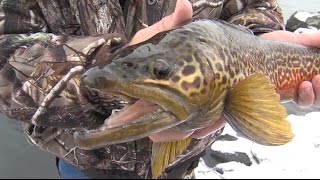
[0, 0, 284, 179]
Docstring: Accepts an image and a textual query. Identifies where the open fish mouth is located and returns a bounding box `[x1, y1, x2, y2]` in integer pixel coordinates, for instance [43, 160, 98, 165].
[73, 66, 189, 150]
[105, 98, 162, 127]
[73, 92, 181, 150]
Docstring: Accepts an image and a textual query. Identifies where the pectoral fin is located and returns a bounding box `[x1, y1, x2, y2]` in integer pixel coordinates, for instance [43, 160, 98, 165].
[224, 73, 294, 145]
[151, 137, 193, 179]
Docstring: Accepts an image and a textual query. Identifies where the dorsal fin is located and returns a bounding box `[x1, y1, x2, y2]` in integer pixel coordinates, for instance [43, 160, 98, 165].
[111, 30, 170, 60]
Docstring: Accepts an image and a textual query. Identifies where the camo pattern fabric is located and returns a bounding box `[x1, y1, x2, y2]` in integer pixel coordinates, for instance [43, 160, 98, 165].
[0, 0, 284, 178]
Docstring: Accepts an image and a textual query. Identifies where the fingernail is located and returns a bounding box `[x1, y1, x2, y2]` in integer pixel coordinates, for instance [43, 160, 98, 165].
[301, 86, 312, 97]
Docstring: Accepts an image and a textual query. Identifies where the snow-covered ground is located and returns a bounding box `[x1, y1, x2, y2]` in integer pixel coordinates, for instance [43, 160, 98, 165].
[195, 103, 320, 179]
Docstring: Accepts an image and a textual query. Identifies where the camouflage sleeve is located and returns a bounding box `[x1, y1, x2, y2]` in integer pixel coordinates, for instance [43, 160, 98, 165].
[0, 0, 48, 35]
[221, 0, 285, 34]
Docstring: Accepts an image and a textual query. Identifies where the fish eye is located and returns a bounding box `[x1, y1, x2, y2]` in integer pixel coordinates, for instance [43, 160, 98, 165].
[150, 59, 171, 79]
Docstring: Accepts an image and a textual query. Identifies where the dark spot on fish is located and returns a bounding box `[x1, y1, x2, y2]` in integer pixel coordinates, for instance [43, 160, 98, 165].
[177, 61, 185, 67]
[181, 81, 188, 91]
[215, 73, 220, 79]
[222, 75, 227, 84]
[171, 75, 180, 83]
[230, 50, 238, 58]
[312, 68, 318, 76]
[182, 65, 196, 76]
[215, 63, 223, 71]
[299, 68, 307, 77]
[190, 92, 197, 97]
[183, 55, 193, 63]
[233, 78, 239, 85]
[230, 79, 236, 85]
[203, 80, 208, 86]
[285, 68, 291, 78]
[224, 49, 233, 65]
[193, 77, 201, 89]
[200, 88, 207, 94]
[278, 68, 283, 76]
[218, 50, 225, 60]
[287, 61, 293, 68]
[235, 67, 240, 75]
[307, 64, 312, 72]
[181, 76, 201, 90]
[229, 70, 235, 79]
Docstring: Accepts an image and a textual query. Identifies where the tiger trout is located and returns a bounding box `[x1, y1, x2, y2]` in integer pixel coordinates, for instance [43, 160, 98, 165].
[74, 19, 320, 178]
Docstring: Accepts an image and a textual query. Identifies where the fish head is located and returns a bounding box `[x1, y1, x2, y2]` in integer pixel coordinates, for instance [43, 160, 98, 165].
[83, 29, 216, 122]
[76, 28, 220, 148]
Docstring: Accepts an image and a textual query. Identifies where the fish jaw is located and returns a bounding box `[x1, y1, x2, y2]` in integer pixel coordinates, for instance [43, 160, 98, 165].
[74, 108, 180, 149]
[75, 65, 192, 149]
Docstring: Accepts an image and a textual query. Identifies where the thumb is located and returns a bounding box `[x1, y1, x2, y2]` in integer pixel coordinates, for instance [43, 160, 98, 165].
[129, 0, 193, 45]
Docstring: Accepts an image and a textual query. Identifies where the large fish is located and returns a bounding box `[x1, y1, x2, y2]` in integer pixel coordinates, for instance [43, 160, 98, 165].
[74, 19, 320, 178]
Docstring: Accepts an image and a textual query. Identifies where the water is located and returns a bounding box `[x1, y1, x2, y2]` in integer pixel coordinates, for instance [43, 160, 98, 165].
[0, 0, 319, 179]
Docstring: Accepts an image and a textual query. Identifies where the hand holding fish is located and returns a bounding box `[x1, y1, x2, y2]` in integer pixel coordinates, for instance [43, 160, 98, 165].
[260, 31, 320, 108]
[129, 0, 320, 142]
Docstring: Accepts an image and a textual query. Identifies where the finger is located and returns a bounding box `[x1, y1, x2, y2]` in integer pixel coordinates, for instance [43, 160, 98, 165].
[293, 32, 320, 47]
[311, 75, 320, 107]
[260, 31, 320, 48]
[148, 129, 194, 142]
[191, 117, 226, 139]
[129, 0, 193, 45]
[297, 81, 315, 108]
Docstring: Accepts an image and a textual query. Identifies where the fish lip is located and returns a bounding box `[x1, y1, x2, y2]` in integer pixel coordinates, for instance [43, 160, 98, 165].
[73, 96, 180, 149]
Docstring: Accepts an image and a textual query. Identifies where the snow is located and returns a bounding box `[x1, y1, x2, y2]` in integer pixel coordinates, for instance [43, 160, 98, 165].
[294, 11, 315, 22]
[294, 27, 319, 33]
[195, 110, 320, 179]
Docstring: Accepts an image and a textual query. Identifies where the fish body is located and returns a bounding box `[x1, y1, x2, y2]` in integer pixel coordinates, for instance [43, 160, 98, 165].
[75, 19, 320, 178]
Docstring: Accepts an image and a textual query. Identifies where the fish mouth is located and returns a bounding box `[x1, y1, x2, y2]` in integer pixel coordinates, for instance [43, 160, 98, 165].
[74, 67, 188, 150]
[74, 94, 182, 150]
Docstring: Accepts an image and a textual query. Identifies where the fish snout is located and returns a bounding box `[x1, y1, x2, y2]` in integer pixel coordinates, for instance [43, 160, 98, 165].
[82, 66, 117, 90]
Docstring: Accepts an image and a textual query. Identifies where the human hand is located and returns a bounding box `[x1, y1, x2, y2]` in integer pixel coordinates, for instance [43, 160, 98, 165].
[259, 31, 320, 108]
[129, 0, 192, 45]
